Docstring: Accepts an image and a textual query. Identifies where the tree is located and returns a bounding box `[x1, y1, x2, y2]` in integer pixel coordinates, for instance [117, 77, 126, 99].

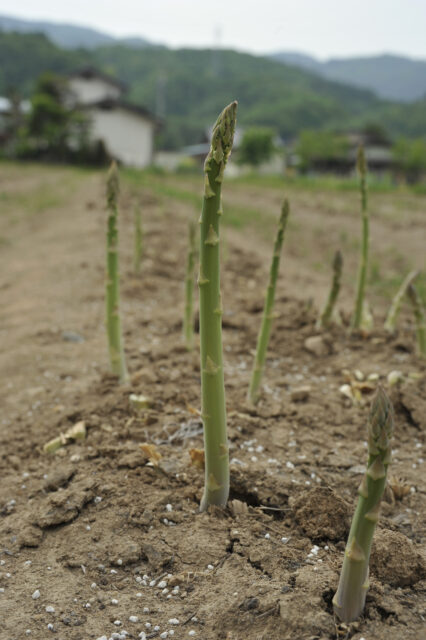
[17, 72, 92, 162]
[295, 130, 349, 172]
[393, 137, 426, 183]
[237, 127, 275, 167]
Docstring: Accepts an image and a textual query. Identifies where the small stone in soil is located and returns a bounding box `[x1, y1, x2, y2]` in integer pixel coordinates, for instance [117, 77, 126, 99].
[129, 616, 138, 623]
[32, 589, 40, 599]
[45, 606, 55, 613]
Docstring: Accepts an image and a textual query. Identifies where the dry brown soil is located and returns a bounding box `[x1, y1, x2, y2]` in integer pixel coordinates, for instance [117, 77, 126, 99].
[0, 163, 425, 640]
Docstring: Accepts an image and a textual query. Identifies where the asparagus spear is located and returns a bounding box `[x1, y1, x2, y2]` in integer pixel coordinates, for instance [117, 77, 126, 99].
[199, 101, 237, 511]
[352, 146, 369, 330]
[316, 249, 343, 330]
[406, 283, 426, 356]
[105, 161, 128, 383]
[183, 220, 197, 350]
[333, 386, 394, 622]
[248, 200, 289, 404]
[384, 270, 418, 333]
[133, 204, 143, 274]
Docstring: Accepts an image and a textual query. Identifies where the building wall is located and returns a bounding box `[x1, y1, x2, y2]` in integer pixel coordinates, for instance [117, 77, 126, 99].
[69, 77, 121, 105]
[88, 107, 154, 168]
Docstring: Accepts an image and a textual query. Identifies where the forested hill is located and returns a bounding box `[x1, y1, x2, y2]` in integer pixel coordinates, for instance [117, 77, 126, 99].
[0, 32, 424, 149]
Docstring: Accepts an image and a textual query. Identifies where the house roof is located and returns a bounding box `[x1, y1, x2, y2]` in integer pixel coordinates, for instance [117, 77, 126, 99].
[87, 98, 162, 128]
[69, 67, 127, 93]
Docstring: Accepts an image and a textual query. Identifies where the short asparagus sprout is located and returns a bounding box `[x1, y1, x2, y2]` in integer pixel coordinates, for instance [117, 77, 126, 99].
[333, 386, 394, 622]
[248, 200, 289, 404]
[352, 146, 369, 330]
[383, 270, 419, 333]
[183, 220, 197, 350]
[316, 250, 343, 330]
[133, 204, 143, 274]
[198, 101, 237, 511]
[105, 161, 128, 383]
[406, 283, 426, 356]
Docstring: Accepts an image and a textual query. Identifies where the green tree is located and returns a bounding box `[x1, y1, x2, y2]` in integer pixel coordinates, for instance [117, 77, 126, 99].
[393, 137, 426, 183]
[17, 72, 91, 161]
[296, 130, 349, 172]
[237, 127, 276, 167]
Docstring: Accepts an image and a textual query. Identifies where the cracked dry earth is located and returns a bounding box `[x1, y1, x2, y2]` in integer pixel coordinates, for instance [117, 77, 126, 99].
[0, 164, 425, 640]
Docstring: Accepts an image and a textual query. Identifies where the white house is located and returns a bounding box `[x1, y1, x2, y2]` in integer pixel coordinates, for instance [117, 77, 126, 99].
[68, 68, 158, 168]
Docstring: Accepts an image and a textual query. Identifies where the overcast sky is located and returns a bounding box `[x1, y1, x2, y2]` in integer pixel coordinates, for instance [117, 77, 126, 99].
[1, 0, 425, 59]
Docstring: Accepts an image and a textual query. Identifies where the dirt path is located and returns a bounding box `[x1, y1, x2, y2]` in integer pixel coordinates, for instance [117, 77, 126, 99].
[0, 164, 425, 640]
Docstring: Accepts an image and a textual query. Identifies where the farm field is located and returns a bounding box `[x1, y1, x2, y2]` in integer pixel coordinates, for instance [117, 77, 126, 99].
[0, 161, 425, 640]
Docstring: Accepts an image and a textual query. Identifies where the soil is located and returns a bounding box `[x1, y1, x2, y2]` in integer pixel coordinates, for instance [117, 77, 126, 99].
[0, 164, 425, 640]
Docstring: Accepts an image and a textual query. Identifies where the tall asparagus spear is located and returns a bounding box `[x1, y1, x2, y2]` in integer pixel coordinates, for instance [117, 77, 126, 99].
[105, 161, 128, 383]
[333, 386, 394, 623]
[316, 250, 343, 330]
[384, 270, 418, 333]
[248, 200, 289, 404]
[133, 204, 143, 274]
[407, 283, 426, 356]
[183, 220, 197, 350]
[199, 101, 237, 511]
[352, 146, 369, 330]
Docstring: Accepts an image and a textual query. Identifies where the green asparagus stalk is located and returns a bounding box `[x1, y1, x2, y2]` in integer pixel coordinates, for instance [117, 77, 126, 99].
[199, 101, 237, 511]
[133, 204, 143, 274]
[316, 250, 343, 329]
[384, 270, 418, 333]
[352, 146, 369, 330]
[406, 283, 426, 356]
[105, 161, 128, 383]
[183, 220, 197, 350]
[248, 200, 289, 404]
[333, 386, 394, 622]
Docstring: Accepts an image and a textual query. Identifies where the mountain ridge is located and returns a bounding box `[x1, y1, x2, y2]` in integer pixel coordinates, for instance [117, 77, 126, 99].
[0, 13, 157, 49]
[271, 51, 426, 102]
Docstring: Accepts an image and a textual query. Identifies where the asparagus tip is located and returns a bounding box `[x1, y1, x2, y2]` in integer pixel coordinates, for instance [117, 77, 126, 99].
[333, 249, 343, 271]
[281, 198, 290, 222]
[369, 385, 394, 448]
[205, 101, 238, 173]
[107, 160, 119, 206]
[357, 144, 367, 177]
